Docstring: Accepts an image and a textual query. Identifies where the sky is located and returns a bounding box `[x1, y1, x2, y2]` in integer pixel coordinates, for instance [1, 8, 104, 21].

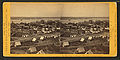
[10, 3, 109, 17]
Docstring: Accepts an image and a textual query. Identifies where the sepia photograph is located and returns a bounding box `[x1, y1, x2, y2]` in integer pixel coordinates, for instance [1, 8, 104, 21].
[10, 3, 110, 54]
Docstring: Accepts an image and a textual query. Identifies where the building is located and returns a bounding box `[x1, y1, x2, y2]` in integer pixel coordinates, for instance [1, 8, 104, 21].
[70, 34, 77, 37]
[14, 41, 21, 47]
[40, 36, 44, 40]
[88, 36, 92, 40]
[32, 38, 37, 42]
[56, 27, 60, 30]
[36, 50, 45, 54]
[22, 34, 29, 37]
[41, 28, 52, 34]
[28, 47, 37, 52]
[76, 46, 85, 53]
[85, 49, 93, 54]
[80, 38, 85, 42]
[62, 41, 69, 47]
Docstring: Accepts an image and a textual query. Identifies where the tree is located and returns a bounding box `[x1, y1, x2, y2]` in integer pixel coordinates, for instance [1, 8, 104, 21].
[40, 20, 45, 24]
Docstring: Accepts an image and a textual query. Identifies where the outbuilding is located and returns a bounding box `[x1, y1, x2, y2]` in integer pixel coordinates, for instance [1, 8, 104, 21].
[28, 47, 37, 52]
[76, 47, 85, 53]
[36, 50, 45, 54]
[40, 36, 44, 40]
[32, 38, 37, 42]
[14, 41, 21, 47]
[88, 36, 92, 40]
[62, 41, 69, 47]
[85, 49, 93, 54]
[80, 38, 85, 42]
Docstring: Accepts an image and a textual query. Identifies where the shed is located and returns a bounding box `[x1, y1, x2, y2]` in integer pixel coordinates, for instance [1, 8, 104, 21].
[32, 38, 36, 42]
[14, 41, 21, 47]
[56, 27, 60, 30]
[40, 36, 44, 40]
[102, 35, 107, 38]
[28, 47, 37, 52]
[62, 41, 69, 47]
[88, 36, 92, 40]
[80, 38, 85, 42]
[36, 50, 45, 54]
[53, 35, 58, 38]
[70, 35, 77, 37]
[22, 34, 29, 37]
[76, 47, 85, 53]
[85, 49, 93, 54]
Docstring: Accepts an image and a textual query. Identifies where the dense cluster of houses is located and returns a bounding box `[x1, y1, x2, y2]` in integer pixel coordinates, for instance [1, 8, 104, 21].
[10, 19, 109, 54]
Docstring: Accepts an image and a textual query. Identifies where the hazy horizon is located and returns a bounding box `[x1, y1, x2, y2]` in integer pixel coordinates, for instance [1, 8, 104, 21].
[10, 3, 109, 17]
[11, 17, 109, 23]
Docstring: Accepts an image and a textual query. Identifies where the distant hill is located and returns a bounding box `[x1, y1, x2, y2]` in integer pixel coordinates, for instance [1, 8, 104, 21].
[11, 17, 109, 23]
